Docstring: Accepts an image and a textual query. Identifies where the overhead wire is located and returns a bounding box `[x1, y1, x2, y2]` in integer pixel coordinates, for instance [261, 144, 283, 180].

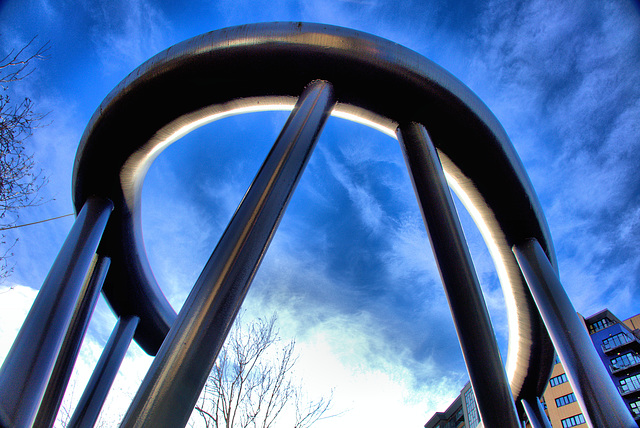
[0, 213, 74, 231]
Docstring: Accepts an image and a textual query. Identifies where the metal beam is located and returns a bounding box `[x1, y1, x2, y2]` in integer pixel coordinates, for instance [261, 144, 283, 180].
[397, 122, 521, 428]
[521, 397, 552, 428]
[72, 25, 556, 401]
[33, 255, 111, 428]
[513, 238, 637, 428]
[0, 198, 113, 428]
[68, 315, 139, 428]
[120, 81, 335, 428]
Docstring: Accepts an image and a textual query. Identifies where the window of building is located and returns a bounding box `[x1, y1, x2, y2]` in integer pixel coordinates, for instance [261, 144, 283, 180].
[619, 373, 640, 394]
[464, 386, 480, 428]
[550, 373, 568, 387]
[610, 351, 640, 371]
[630, 399, 640, 417]
[602, 332, 633, 351]
[561, 413, 585, 427]
[555, 393, 577, 408]
[589, 317, 614, 334]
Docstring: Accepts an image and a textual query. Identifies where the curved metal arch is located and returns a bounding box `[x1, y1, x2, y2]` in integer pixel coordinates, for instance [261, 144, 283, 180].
[72, 22, 555, 402]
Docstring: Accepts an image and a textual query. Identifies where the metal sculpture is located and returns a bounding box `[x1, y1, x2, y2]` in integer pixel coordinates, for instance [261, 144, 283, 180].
[0, 22, 634, 428]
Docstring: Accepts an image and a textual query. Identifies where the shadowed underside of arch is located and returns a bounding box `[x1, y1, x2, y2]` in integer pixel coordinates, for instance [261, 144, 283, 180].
[72, 22, 555, 405]
[22, 22, 640, 428]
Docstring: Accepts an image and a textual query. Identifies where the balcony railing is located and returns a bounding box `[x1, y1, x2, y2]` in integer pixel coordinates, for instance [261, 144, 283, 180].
[611, 359, 640, 374]
[602, 333, 639, 354]
[619, 382, 640, 396]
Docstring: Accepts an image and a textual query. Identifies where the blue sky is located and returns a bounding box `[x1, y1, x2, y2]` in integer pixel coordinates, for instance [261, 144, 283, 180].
[1, 0, 640, 426]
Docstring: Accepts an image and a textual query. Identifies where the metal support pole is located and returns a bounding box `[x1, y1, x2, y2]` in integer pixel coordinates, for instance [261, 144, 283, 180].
[120, 81, 335, 428]
[68, 315, 139, 428]
[397, 122, 521, 428]
[513, 238, 636, 428]
[521, 397, 552, 428]
[0, 197, 113, 428]
[33, 255, 111, 428]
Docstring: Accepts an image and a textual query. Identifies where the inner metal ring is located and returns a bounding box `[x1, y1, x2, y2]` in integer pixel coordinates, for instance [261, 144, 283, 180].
[72, 22, 555, 402]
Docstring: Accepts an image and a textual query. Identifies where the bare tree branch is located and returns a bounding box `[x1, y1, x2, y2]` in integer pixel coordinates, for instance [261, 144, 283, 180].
[0, 36, 50, 281]
[0, 36, 50, 86]
[194, 315, 335, 428]
[293, 390, 334, 428]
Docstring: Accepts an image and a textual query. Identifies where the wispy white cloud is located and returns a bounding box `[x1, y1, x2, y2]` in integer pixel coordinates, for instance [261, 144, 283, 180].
[2, 89, 83, 290]
[383, 215, 437, 284]
[295, 322, 464, 427]
[321, 148, 385, 233]
[233, 303, 465, 427]
[142, 161, 220, 308]
[0, 285, 38, 363]
[3, 1, 639, 425]
[87, 0, 173, 76]
[466, 0, 640, 318]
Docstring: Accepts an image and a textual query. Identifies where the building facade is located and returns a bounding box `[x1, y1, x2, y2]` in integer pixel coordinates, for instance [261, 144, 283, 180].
[541, 357, 586, 427]
[424, 383, 480, 428]
[426, 309, 640, 428]
[583, 309, 640, 424]
[543, 309, 640, 426]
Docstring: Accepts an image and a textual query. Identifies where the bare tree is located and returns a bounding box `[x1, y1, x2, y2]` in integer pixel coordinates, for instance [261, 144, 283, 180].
[0, 37, 50, 279]
[193, 316, 333, 428]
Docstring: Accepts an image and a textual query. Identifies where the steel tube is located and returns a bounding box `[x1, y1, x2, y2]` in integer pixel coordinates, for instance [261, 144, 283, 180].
[73, 24, 556, 403]
[397, 122, 520, 428]
[513, 238, 636, 428]
[33, 255, 111, 428]
[521, 397, 552, 428]
[0, 197, 113, 428]
[67, 315, 139, 428]
[120, 81, 335, 428]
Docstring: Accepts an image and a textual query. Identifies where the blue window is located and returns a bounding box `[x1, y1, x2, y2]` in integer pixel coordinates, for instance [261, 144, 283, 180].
[602, 332, 632, 351]
[610, 351, 640, 371]
[561, 413, 585, 427]
[464, 386, 480, 428]
[550, 373, 568, 387]
[619, 373, 640, 394]
[589, 317, 613, 334]
[555, 393, 576, 408]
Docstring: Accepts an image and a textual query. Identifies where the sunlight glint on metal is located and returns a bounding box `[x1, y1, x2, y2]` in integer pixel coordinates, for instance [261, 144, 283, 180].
[0, 22, 635, 428]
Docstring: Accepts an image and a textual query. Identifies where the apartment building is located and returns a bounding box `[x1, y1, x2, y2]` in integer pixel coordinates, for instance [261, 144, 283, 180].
[425, 308, 640, 427]
[424, 383, 480, 428]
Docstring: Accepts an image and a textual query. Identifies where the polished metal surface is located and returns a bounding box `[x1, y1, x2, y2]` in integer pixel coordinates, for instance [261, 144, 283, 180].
[4, 18, 627, 428]
[521, 397, 552, 428]
[0, 198, 113, 428]
[397, 123, 520, 428]
[0, 22, 569, 427]
[33, 256, 111, 428]
[514, 239, 637, 428]
[119, 81, 335, 427]
[68, 315, 139, 428]
[72, 22, 555, 405]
